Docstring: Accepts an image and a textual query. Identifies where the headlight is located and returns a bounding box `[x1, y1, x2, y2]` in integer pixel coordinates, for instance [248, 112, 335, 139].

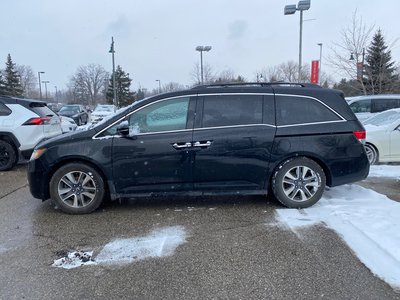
[30, 148, 47, 161]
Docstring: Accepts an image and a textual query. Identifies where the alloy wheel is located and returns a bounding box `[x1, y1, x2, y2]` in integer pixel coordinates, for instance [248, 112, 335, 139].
[282, 166, 320, 202]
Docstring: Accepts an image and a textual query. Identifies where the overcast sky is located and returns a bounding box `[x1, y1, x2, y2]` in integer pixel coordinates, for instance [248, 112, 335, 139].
[1, 0, 399, 93]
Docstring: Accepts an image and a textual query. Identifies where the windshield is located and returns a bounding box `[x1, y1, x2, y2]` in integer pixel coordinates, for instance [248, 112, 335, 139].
[60, 106, 80, 113]
[363, 110, 400, 126]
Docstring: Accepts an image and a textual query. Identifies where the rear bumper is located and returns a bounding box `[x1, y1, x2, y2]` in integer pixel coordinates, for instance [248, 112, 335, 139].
[28, 158, 51, 200]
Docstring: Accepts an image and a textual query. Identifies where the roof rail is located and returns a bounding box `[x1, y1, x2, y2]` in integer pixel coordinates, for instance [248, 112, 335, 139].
[191, 82, 321, 89]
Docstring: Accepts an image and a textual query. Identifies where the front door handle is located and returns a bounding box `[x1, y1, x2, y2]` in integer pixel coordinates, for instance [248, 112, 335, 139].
[172, 142, 192, 150]
[193, 141, 212, 147]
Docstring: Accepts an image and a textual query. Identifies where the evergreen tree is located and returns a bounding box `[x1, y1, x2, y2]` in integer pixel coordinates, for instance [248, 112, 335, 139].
[3, 54, 23, 97]
[106, 65, 135, 107]
[364, 29, 397, 94]
[0, 71, 6, 95]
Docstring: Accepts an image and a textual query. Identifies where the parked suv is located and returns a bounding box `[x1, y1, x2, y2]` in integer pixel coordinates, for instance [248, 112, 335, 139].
[28, 83, 369, 214]
[0, 96, 62, 171]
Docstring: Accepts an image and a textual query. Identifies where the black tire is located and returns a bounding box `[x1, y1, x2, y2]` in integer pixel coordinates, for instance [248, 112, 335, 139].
[0, 140, 17, 171]
[49, 162, 105, 214]
[272, 157, 326, 208]
[365, 144, 378, 165]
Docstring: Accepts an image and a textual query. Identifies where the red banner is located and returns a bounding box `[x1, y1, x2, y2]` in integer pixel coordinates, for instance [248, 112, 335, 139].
[311, 60, 319, 84]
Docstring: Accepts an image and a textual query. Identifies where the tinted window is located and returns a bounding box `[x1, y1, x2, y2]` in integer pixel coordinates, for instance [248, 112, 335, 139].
[0, 103, 11, 116]
[349, 99, 371, 113]
[202, 95, 262, 127]
[276, 96, 341, 126]
[371, 99, 400, 113]
[29, 103, 56, 117]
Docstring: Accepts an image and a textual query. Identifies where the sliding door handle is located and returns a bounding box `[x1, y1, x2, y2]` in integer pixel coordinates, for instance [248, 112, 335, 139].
[172, 142, 192, 149]
[193, 141, 212, 147]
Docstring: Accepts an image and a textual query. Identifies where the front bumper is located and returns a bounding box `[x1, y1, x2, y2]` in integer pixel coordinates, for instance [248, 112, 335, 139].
[28, 158, 51, 200]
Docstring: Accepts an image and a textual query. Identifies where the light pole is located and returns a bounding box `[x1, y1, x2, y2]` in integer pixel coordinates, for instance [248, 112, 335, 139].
[109, 37, 117, 107]
[195, 46, 212, 84]
[284, 0, 311, 82]
[155, 80, 161, 93]
[317, 43, 323, 85]
[42, 81, 49, 100]
[54, 86, 58, 101]
[38, 71, 45, 100]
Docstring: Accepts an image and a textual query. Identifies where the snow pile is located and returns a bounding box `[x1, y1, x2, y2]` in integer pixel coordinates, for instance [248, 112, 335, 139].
[52, 251, 96, 269]
[369, 165, 400, 179]
[52, 226, 187, 269]
[276, 185, 400, 289]
[95, 226, 186, 265]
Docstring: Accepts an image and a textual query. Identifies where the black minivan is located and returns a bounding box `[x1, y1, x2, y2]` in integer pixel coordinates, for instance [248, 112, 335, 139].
[28, 83, 369, 214]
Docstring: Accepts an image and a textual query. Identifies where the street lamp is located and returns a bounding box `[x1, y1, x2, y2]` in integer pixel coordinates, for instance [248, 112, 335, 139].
[54, 86, 58, 101]
[284, 0, 311, 82]
[38, 71, 45, 100]
[109, 37, 117, 107]
[317, 43, 323, 85]
[42, 81, 50, 100]
[195, 46, 212, 84]
[155, 80, 161, 93]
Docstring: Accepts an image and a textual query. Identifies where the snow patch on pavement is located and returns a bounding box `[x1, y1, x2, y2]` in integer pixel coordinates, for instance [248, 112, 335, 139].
[53, 226, 187, 269]
[276, 185, 400, 290]
[369, 165, 400, 179]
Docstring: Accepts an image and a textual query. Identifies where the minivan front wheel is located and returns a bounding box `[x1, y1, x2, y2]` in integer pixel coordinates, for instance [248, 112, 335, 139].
[272, 157, 326, 208]
[49, 163, 105, 214]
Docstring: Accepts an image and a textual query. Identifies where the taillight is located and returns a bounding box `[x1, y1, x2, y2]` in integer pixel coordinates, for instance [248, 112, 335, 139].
[353, 130, 366, 143]
[23, 117, 50, 125]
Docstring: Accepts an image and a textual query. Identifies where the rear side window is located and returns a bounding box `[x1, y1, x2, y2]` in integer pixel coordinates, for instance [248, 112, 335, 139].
[276, 96, 341, 126]
[29, 103, 56, 117]
[201, 95, 263, 127]
[371, 99, 400, 113]
[0, 103, 11, 116]
[349, 99, 371, 113]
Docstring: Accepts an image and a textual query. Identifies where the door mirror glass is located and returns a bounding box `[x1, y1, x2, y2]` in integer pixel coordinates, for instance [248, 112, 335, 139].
[117, 120, 130, 136]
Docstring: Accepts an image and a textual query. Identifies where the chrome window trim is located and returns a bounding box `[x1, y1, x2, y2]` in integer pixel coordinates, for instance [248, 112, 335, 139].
[194, 124, 276, 131]
[276, 119, 347, 128]
[274, 93, 346, 121]
[92, 92, 347, 139]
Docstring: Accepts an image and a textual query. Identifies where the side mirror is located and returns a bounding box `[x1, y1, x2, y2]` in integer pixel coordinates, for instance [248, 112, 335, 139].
[117, 121, 130, 136]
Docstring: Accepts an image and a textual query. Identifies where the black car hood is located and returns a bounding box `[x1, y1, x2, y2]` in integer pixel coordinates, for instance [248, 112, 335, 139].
[35, 129, 96, 149]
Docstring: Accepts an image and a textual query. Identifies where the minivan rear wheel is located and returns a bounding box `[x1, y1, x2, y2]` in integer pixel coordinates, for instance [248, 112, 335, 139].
[272, 157, 326, 208]
[0, 140, 17, 171]
[49, 163, 105, 214]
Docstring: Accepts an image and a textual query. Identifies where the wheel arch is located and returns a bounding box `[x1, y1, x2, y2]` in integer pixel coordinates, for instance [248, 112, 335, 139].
[270, 154, 332, 187]
[48, 157, 112, 199]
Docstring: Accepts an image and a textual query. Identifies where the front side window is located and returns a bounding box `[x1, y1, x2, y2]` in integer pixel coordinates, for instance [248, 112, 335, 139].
[100, 97, 190, 136]
[201, 95, 263, 128]
[276, 96, 341, 126]
[349, 99, 371, 113]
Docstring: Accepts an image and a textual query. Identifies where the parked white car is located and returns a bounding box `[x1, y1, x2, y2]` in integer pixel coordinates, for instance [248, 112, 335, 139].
[91, 105, 116, 123]
[59, 116, 77, 133]
[363, 108, 400, 164]
[347, 94, 400, 122]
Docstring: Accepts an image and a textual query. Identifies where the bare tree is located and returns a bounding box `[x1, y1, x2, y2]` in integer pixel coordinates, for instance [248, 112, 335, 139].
[327, 10, 374, 95]
[16, 65, 37, 98]
[257, 61, 310, 83]
[69, 64, 109, 105]
[191, 62, 215, 85]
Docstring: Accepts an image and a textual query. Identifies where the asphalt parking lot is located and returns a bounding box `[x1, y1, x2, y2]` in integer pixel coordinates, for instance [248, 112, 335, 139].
[0, 164, 399, 299]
